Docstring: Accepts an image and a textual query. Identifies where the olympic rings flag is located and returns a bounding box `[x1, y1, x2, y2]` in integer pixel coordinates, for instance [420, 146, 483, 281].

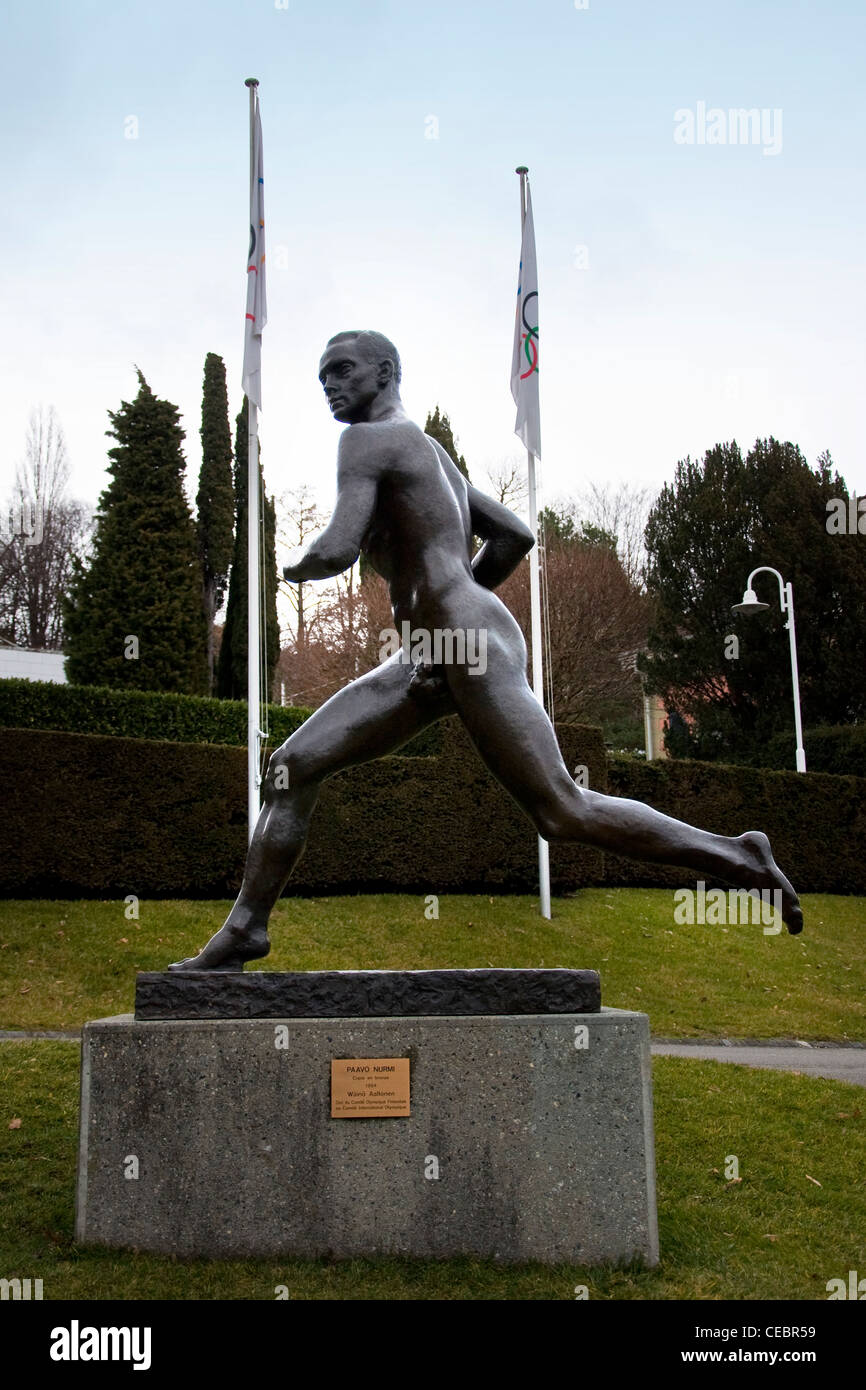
[510, 179, 540, 459]
[242, 92, 267, 410]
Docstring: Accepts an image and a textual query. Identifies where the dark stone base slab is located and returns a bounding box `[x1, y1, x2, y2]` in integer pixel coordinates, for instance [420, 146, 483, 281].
[135, 968, 601, 1020]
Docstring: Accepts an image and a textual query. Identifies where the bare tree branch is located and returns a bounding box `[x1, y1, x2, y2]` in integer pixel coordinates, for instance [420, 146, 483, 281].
[485, 457, 529, 513]
[1, 406, 92, 650]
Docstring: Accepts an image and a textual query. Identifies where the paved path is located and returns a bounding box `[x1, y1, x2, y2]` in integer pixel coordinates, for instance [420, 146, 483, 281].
[3, 1030, 865, 1087]
[0, 1029, 81, 1041]
[652, 1040, 866, 1087]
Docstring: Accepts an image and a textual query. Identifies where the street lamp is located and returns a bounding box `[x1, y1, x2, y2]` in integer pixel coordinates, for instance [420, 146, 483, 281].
[732, 567, 807, 772]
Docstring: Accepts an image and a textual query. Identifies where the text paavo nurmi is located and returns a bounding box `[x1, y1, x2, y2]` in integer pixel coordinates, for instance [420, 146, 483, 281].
[331, 1058, 411, 1118]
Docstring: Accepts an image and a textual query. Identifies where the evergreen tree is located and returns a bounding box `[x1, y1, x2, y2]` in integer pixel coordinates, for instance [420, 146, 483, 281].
[64, 372, 208, 693]
[539, 501, 617, 552]
[196, 353, 234, 693]
[424, 406, 470, 480]
[639, 438, 866, 762]
[263, 486, 280, 691]
[217, 397, 279, 699]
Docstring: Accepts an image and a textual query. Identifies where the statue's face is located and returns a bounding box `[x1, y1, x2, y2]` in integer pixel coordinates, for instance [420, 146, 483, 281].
[318, 342, 386, 424]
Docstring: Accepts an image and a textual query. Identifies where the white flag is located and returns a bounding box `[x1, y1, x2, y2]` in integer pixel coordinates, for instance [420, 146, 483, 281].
[510, 181, 540, 459]
[242, 97, 267, 410]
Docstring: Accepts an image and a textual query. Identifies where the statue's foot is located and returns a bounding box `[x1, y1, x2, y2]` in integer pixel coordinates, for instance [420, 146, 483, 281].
[168, 922, 271, 972]
[736, 831, 804, 934]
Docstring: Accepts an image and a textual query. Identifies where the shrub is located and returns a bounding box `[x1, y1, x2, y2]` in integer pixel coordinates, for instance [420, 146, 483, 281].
[606, 753, 866, 894]
[0, 721, 607, 897]
[757, 724, 866, 779]
[0, 678, 310, 746]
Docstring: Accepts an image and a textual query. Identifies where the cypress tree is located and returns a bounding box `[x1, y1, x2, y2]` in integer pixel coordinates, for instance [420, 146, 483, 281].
[424, 406, 470, 480]
[64, 371, 208, 693]
[217, 397, 279, 699]
[263, 487, 280, 691]
[197, 353, 234, 693]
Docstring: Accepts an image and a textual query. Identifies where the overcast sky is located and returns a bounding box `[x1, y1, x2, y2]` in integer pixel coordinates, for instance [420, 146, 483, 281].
[1, 0, 863, 528]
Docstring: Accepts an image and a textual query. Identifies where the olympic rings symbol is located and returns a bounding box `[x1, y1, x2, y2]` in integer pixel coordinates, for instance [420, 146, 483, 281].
[520, 289, 538, 378]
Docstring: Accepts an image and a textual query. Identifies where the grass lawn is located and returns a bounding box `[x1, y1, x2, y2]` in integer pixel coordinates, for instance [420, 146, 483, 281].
[2, 891, 862, 1300]
[0, 890, 863, 1039]
[1, 1041, 863, 1300]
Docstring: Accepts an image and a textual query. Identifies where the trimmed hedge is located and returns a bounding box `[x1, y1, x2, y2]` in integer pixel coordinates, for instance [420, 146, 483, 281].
[606, 754, 866, 895]
[3, 718, 862, 898]
[0, 721, 607, 898]
[758, 724, 866, 779]
[0, 678, 312, 748]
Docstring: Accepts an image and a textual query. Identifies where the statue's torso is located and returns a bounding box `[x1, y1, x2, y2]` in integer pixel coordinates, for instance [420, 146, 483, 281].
[352, 420, 475, 625]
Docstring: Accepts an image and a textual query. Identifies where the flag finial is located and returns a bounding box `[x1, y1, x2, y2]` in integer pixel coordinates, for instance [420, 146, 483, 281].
[245, 77, 260, 88]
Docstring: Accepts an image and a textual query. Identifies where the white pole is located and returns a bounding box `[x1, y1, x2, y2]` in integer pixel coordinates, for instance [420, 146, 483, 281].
[643, 693, 654, 760]
[743, 566, 807, 774]
[247, 80, 262, 840]
[247, 404, 261, 839]
[784, 582, 807, 773]
[517, 166, 551, 919]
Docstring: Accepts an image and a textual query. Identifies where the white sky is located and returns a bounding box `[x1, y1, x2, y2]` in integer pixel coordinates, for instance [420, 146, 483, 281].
[1, 0, 863, 531]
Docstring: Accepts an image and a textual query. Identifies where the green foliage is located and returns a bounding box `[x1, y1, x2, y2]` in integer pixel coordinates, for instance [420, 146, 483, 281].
[640, 439, 866, 763]
[601, 711, 645, 752]
[757, 723, 866, 778]
[606, 752, 866, 894]
[424, 406, 470, 481]
[63, 371, 208, 694]
[197, 353, 235, 693]
[263, 486, 280, 688]
[0, 677, 310, 746]
[539, 503, 617, 552]
[3, 715, 865, 898]
[0, 722, 605, 898]
[217, 399, 248, 699]
[217, 398, 280, 699]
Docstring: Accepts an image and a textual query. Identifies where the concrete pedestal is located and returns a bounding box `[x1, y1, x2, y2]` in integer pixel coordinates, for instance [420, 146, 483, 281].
[76, 1008, 658, 1265]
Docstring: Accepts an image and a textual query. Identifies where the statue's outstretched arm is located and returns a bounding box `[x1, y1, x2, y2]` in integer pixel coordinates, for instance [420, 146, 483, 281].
[283, 431, 377, 582]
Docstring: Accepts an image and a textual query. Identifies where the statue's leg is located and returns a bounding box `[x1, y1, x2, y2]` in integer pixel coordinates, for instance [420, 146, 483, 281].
[443, 622, 803, 933]
[168, 654, 454, 970]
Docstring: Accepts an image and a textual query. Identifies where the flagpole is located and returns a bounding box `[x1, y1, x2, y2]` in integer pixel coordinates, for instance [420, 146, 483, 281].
[516, 165, 551, 920]
[246, 77, 262, 841]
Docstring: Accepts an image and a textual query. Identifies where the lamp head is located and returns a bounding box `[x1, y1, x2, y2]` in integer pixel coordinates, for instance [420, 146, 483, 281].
[732, 588, 770, 615]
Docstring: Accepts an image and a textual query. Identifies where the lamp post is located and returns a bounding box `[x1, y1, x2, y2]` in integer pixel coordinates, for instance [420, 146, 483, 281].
[732, 567, 807, 772]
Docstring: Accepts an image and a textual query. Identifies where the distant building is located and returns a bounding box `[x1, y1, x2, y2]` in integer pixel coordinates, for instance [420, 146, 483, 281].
[0, 644, 67, 684]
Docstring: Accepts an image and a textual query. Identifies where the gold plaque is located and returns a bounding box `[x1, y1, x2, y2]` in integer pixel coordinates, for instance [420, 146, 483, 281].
[331, 1058, 411, 1118]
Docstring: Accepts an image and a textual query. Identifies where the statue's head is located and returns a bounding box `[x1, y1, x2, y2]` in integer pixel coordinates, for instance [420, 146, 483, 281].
[318, 330, 402, 424]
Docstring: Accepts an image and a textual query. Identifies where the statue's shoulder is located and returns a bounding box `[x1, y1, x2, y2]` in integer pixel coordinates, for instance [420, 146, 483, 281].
[339, 417, 428, 467]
